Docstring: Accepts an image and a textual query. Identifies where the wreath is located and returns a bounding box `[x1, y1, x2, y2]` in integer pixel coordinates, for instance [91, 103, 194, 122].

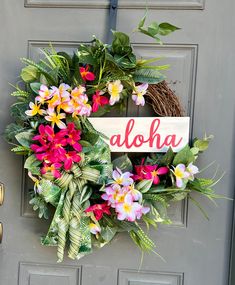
[4, 17, 222, 262]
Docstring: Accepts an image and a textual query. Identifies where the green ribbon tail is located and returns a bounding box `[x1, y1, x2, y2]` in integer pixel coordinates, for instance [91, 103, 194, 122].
[57, 180, 76, 262]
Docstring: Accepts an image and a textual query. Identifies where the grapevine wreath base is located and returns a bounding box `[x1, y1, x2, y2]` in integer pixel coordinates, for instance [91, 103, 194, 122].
[5, 16, 222, 262]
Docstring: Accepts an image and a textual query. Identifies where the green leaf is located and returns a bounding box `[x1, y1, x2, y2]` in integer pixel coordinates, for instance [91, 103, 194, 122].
[21, 65, 39, 82]
[133, 68, 166, 84]
[112, 154, 133, 172]
[112, 31, 131, 55]
[10, 102, 29, 121]
[11, 90, 30, 98]
[159, 147, 174, 165]
[173, 145, 195, 166]
[158, 22, 180, 36]
[29, 195, 50, 219]
[136, 179, 153, 193]
[101, 226, 117, 243]
[24, 154, 41, 175]
[30, 82, 42, 95]
[11, 145, 30, 155]
[147, 22, 159, 37]
[39, 179, 61, 206]
[15, 131, 34, 147]
[138, 11, 147, 29]
[4, 123, 26, 143]
[193, 135, 213, 152]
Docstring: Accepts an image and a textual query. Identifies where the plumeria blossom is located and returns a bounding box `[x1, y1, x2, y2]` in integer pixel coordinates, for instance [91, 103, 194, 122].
[25, 101, 46, 117]
[116, 201, 149, 222]
[92, 91, 109, 113]
[89, 223, 101, 235]
[124, 184, 142, 202]
[187, 162, 199, 181]
[132, 83, 148, 106]
[80, 65, 95, 82]
[172, 164, 190, 188]
[107, 80, 123, 105]
[101, 185, 128, 207]
[101, 169, 150, 222]
[45, 110, 66, 129]
[77, 94, 92, 116]
[36, 84, 54, 103]
[28, 171, 42, 193]
[85, 203, 111, 220]
[112, 168, 133, 187]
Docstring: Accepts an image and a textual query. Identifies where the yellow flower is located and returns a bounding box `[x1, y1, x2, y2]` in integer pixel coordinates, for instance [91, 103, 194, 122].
[45, 110, 66, 129]
[107, 80, 123, 105]
[25, 101, 46, 117]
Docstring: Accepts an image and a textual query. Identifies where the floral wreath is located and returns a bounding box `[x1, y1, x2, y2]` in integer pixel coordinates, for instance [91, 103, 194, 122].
[5, 17, 222, 262]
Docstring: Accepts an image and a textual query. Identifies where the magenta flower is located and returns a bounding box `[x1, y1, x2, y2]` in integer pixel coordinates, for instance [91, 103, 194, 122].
[41, 162, 62, 178]
[134, 163, 168, 185]
[85, 203, 111, 221]
[60, 151, 81, 171]
[144, 165, 169, 185]
[92, 91, 109, 113]
[66, 123, 82, 152]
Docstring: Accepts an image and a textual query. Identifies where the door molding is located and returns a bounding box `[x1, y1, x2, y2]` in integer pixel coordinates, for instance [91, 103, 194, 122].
[24, 0, 205, 10]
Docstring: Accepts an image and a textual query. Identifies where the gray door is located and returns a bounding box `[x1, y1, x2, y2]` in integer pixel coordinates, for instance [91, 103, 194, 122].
[0, 0, 234, 284]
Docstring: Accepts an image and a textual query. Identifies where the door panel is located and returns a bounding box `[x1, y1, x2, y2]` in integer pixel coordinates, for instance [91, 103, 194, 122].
[0, 0, 234, 285]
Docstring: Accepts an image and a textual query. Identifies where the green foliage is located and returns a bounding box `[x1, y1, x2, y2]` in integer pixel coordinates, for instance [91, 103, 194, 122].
[137, 12, 180, 44]
[193, 135, 213, 152]
[21, 65, 39, 82]
[112, 154, 133, 172]
[15, 131, 34, 147]
[136, 179, 153, 193]
[173, 145, 195, 166]
[4, 123, 26, 143]
[39, 179, 61, 206]
[24, 154, 41, 175]
[133, 68, 166, 84]
[29, 194, 50, 219]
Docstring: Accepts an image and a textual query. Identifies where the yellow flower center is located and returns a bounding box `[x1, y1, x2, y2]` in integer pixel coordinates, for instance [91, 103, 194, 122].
[175, 168, 184, 178]
[123, 203, 132, 213]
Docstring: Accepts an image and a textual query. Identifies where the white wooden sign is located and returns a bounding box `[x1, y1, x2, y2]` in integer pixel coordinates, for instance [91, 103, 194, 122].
[88, 117, 190, 153]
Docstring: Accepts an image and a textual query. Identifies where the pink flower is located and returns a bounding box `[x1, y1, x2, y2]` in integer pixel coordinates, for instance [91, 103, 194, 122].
[66, 123, 82, 152]
[36, 84, 54, 103]
[80, 65, 96, 81]
[145, 165, 169, 185]
[116, 201, 144, 222]
[89, 223, 101, 235]
[173, 164, 190, 188]
[85, 203, 111, 220]
[60, 151, 81, 171]
[112, 168, 133, 187]
[186, 162, 199, 181]
[132, 83, 148, 106]
[92, 91, 109, 113]
[134, 162, 168, 185]
[41, 162, 62, 178]
[101, 185, 127, 207]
